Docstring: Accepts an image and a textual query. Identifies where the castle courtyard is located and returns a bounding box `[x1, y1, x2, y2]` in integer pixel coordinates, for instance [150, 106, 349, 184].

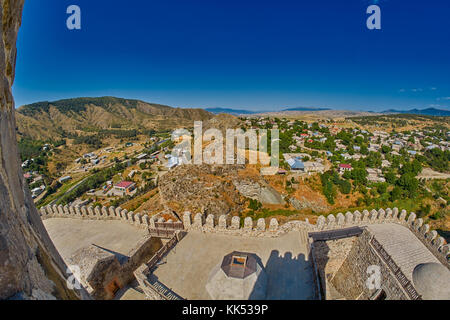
[151, 230, 318, 300]
[43, 218, 148, 259]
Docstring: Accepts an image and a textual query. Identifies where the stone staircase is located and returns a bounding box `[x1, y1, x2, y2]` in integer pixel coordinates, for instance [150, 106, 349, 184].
[147, 275, 183, 300]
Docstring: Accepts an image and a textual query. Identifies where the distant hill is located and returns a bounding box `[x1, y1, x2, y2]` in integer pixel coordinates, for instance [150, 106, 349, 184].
[283, 107, 331, 112]
[16, 96, 213, 140]
[204, 107, 259, 115]
[382, 107, 450, 117]
[205, 106, 333, 115]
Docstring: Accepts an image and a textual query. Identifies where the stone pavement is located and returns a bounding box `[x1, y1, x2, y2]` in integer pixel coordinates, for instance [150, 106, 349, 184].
[367, 223, 441, 281]
[43, 218, 148, 260]
[152, 230, 317, 300]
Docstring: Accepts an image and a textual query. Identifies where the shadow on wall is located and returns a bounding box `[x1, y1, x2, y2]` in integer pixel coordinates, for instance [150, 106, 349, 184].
[92, 244, 129, 265]
[249, 250, 318, 300]
[311, 241, 330, 300]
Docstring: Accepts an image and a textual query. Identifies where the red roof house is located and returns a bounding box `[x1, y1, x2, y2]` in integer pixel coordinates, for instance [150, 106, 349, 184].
[338, 163, 353, 173]
[114, 181, 136, 195]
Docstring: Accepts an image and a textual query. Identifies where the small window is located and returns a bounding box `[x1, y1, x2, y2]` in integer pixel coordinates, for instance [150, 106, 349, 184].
[231, 256, 247, 267]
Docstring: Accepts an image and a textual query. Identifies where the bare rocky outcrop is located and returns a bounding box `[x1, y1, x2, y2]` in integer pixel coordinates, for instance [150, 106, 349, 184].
[158, 164, 247, 216]
[233, 179, 284, 205]
[158, 163, 286, 216]
[0, 0, 82, 300]
[289, 197, 328, 213]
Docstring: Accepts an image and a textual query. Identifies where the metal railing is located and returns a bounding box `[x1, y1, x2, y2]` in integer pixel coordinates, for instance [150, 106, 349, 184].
[140, 233, 184, 300]
[147, 234, 178, 270]
[154, 221, 184, 230]
[149, 221, 184, 238]
[148, 228, 176, 238]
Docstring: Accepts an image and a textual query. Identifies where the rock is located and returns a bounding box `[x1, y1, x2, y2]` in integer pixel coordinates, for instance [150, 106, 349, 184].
[233, 179, 285, 205]
[0, 0, 82, 300]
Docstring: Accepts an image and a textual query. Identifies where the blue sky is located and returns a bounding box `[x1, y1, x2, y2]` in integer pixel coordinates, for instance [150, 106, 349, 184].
[12, 0, 450, 111]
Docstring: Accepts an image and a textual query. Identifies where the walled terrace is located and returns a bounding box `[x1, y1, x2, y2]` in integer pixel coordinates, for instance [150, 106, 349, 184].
[39, 204, 449, 264]
[40, 204, 449, 300]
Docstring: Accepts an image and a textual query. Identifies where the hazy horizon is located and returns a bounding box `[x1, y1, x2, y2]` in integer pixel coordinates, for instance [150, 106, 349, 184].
[15, 95, 450, 113]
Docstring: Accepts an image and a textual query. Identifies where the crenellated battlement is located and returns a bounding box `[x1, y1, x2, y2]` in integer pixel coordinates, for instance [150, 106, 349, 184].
[39, 204, 449, 265]
[39, 204, 152, 230]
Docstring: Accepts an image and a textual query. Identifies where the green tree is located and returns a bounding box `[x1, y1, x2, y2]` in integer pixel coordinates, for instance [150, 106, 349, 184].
[339, 180, 352, 194]
[390, 186, 403, 201]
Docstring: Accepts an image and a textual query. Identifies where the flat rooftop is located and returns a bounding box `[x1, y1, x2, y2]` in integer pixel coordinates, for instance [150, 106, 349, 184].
[43, 218, 147, 261]
[367, 223, 441, 281]
[152, 230, 317, 300]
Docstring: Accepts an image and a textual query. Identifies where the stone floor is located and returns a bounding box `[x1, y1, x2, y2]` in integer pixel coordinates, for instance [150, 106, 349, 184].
[367, 223, 441, 281]
[114, 281, 147, 300]
[43, 218, 148, 260]
[152, 230, 317, 300]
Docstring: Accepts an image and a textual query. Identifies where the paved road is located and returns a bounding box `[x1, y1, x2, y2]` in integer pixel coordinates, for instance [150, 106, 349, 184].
[48, 176, 89, 206]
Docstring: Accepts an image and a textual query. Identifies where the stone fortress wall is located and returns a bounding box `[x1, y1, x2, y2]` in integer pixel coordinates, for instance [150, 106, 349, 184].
[325, 229, 411, 300]
[39, 204, 449, 267]
[40, 204, 449, 300]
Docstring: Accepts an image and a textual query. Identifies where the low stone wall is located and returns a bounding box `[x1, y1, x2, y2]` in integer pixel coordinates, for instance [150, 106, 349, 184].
[329, 230, 409, 300]
[181, 211, 310, 238]
[312, 208, 449, 267]
[68, 236, 162, 300]
[39, 204, 172, 231]
[39, 204, 449, 266]
[134, 232, 184, 300]
[181, 209, 449, 264]
[121, 236, 163, 284]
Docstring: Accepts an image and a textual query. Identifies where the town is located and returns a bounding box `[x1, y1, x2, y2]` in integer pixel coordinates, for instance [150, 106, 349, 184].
[19, 112, 449, 242]
[2, 0, 449, 303]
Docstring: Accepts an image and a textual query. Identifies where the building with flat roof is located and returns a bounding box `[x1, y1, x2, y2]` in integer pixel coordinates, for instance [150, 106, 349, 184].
[287, 158, 305, 171]
[114, 181, 136, 196]
[58, 176, 72, 183]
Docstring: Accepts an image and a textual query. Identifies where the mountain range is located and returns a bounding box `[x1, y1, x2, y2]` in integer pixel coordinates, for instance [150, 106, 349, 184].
[205, 106, 331, 115]
[204, 107, 257, 115]
[16, 97, 212, 140]
[16, 97, 449, 141]
[381, 107, 450, 117]
[206, 106, 450, 117]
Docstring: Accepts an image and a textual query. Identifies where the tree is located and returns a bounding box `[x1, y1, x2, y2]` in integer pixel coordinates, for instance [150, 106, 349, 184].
[390, 186, 403, 201]
[323, 180, 336, 204]
[360, 145, 369, 155]
[384, 171, 396, 184]
[351, 168, 368, 185]
[339, 180, 352, 194]
[377, 183, 387, 195]
[248, 199, 262, 211]
[397, 173, 419, 198]
[381, 145, 391, 154]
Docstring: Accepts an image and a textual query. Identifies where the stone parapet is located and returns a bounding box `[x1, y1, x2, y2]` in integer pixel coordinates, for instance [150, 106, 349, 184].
[39, 204, 449, 265]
